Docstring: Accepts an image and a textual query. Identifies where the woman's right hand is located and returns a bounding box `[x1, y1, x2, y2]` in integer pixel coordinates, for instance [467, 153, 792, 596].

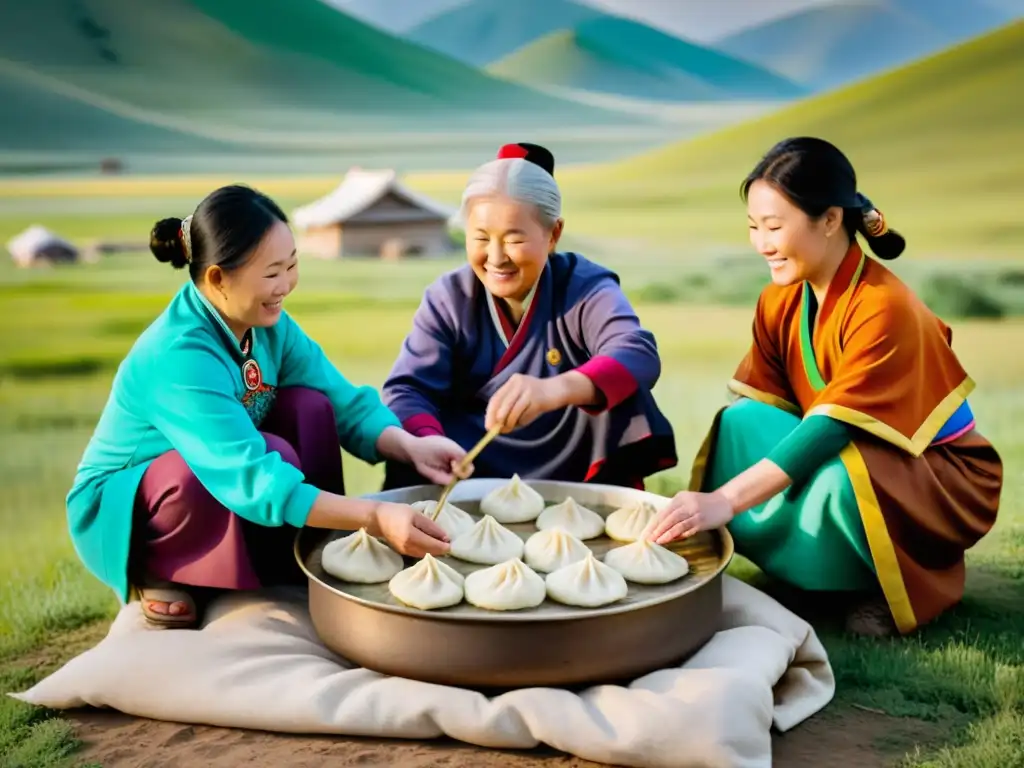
[370, 502, 451, 557]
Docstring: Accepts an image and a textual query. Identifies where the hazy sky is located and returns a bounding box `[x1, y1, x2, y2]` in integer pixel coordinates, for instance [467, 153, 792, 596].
[327, 0, 1023, 41]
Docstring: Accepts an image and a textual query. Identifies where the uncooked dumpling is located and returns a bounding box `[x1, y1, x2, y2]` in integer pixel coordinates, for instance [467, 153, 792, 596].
[388, 554, 465, 610]
[536, 497, 605, 540]
[523, 528, 590, 573]
[410, 499, 475, 538]
[604, 500, 659, 542]
[464, 558, 546, 611]
[479, 474, 545, 524]
[545, 552, 628, 608]
[321, 528, 404, 584]
[449, 514, 525, 565]
[603, 539, 690, 585]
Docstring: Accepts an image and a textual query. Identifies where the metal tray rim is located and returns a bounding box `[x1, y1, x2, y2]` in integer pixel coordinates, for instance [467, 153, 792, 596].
[294, 478, 735, 624]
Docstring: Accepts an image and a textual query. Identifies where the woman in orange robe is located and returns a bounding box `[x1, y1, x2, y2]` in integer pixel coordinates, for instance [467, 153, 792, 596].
[647, 137, 1003, 637]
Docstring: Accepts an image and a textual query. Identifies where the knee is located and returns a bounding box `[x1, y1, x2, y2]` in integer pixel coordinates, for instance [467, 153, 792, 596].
[263, 433, 301, 469]
[137, 452, 231, 532]
[720, 398, 799, 434]
[275, 387, 335, 420]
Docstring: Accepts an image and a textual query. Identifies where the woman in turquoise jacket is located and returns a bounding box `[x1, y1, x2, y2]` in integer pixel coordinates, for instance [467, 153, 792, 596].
[67, 185, 467, 629]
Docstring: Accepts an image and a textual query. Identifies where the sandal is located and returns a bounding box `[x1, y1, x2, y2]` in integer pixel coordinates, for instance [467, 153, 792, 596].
[138, 582, 200, 629]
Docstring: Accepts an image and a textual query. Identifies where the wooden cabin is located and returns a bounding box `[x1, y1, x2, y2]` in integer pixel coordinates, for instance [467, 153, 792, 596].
[292, 169, 457, 259]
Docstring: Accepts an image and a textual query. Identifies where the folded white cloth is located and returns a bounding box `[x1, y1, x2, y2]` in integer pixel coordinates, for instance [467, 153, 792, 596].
[11, 575, 834, 768]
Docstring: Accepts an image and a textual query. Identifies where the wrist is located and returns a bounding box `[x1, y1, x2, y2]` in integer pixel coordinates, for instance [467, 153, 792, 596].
[551, 371, 597, 408]
[376, 425, 414, 463]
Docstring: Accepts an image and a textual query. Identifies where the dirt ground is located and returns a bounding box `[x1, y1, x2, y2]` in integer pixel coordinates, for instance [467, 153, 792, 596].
[64, 706, 941, 768]
[20, 621, 940, 767]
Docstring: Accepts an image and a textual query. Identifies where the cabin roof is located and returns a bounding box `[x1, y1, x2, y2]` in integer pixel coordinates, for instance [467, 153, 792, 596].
[292, 169, 456, 229]
[6, 225, 78, 265]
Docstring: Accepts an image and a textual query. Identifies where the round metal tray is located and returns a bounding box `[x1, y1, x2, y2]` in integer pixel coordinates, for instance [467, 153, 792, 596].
[295, 478, 734, 689]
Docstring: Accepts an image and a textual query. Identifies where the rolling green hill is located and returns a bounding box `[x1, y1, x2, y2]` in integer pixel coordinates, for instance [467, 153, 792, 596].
[488, 16, 806, 102]
[550, 20, 1024, 257]
[715, 0, 1011, 90]
[0, 0, 627, 159]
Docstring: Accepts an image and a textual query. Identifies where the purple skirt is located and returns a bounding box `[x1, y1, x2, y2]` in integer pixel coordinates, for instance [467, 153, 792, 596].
[130, 387, 344, 591]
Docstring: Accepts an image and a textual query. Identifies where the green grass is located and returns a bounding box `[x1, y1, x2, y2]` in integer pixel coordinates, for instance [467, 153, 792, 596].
[0, 250, 1022, 767]
[487, 16, 805, 102]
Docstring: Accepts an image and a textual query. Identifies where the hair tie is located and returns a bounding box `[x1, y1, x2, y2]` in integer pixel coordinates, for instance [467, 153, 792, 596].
[179, 215, 193, 262]
[855, 192, 888, 237]
[496, 142, 555, 176]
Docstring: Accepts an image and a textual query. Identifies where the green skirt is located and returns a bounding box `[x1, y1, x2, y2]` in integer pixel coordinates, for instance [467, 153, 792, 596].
[705, 398, 877, 591]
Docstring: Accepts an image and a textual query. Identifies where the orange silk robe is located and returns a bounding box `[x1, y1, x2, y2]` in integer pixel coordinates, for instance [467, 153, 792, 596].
[693, 243, 1002, 633]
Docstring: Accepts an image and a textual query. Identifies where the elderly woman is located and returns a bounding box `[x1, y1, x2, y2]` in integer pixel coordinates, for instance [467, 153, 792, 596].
[647, 137, 1002, 637]
[67, 184, 465, 629]
[381, 143, 677, 490]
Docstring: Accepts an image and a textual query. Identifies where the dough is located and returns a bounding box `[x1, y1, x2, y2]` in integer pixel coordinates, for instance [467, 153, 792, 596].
[523, 527, 591, 573]
[449, 514, 525, 565]
[478, 473, 545, 524]
[545, 552, 629, 608]
[321, 528, 404, 584]
[604, 500, 659, 542]
[388, 554, 465, 610]
[535, 496, 606, 540]
[410, 499, 475, 538]
[603, 539, 690, 585]
[464, 558, 546, 611]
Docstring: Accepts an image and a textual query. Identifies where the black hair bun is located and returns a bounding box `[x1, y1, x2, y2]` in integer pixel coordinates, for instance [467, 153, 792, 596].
[868, 229, 906, 260]
[496, 142, 555, 176]
[150, 218, 188, 269]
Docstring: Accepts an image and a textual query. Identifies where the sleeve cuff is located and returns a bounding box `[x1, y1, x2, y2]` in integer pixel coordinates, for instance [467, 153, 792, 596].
[576, 356, 638, 413]
[360, 407, 402, 463]
[402, 413, 445, 438]
[282, 481, 321, 528]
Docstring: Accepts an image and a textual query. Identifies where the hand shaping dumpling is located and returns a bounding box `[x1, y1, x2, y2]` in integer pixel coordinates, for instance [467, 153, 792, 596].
[604, 500, 659, 542]
[603, 539, 690, 585]
[410, 500, 475, 538]
[479, 474, 545, 523]
[535, 497, 606, 540]
[388, 554, 465, 610]
[464, 558, 546, 611]
[523, 527, 591, 573]
[545, 552, 628, 608]
[449, 514, 525, 565]
[321, 528, 404, 584]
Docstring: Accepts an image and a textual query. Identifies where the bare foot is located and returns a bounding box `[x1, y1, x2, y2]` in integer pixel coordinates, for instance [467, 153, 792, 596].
[845, 598, 896, 638]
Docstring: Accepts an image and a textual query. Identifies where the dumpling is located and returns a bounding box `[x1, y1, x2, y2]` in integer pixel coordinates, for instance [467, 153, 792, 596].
[545, 552, 628, 608]
[321, 528, 404, 584]
[388, 554, 465, 610]
[523, 528, 591, 573]
[603, 539, 690, 585]
[464, 558, 546, 611]
[479, 474, 545, 524]
[449, 514, 525, 565]
[604, 500, 659, 542]
[535, 497, 606, 540]
[410, 499, 475, 537]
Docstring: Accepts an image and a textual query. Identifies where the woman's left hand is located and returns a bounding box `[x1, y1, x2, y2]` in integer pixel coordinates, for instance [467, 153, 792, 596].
[404, 435, 474, 485]
[485, 374, 565, 433]
[646, 490, 734, 544]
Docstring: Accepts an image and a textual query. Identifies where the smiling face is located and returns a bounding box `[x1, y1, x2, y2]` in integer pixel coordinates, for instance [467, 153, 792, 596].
[465, 194, 563, 303]
[746, 179, 844, 288]
[203, 219, 298, 337]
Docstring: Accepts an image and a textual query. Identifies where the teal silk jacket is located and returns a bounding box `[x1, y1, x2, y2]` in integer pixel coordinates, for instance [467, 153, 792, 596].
[66, 280, 399, 602]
